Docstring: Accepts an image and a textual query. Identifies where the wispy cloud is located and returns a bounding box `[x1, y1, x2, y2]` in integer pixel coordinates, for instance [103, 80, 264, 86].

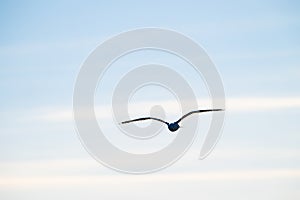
[1, 145, 299, 187]
[28, 97, 300, 122]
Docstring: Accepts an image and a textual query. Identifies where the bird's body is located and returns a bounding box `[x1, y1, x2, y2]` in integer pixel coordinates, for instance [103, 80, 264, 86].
[121, 109, 224, 132]
[168, 122, 180, 132]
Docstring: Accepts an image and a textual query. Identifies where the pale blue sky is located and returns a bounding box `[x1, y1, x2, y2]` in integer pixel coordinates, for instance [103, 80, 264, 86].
[1, 0, 300, 200]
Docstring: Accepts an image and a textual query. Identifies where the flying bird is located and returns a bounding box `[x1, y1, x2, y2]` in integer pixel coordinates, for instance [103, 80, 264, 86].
[120, 109, 224, 132]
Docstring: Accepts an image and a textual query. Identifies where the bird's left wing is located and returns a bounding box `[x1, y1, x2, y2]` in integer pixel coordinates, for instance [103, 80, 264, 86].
[121, 117, 168, 125]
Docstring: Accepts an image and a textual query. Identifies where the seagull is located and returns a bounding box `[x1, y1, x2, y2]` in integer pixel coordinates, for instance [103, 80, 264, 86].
[120, 109, 224, 132]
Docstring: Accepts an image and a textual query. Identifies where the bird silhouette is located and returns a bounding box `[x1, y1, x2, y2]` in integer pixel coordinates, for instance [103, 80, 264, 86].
[120, 109, 224, 132]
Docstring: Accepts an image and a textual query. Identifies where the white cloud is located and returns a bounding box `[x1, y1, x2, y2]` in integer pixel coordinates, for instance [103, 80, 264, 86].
[227, 97, 300, 112]
[1, 169, 299, 187]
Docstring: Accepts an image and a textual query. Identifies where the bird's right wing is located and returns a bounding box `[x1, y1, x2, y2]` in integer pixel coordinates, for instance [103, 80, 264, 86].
[176, 109, 224, 123]
[121, 117, 168, 125]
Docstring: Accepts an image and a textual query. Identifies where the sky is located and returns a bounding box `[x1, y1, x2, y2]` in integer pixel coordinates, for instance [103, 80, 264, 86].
[1, 0, 300, 199]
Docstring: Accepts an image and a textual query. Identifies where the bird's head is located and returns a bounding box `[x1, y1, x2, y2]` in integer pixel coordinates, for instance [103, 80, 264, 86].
[168, 122, 180, 132]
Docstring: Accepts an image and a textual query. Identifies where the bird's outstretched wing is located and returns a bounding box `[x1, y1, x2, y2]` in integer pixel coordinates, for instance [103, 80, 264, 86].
[121, 117, 169, 125]
[175, 109, 224, 123]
